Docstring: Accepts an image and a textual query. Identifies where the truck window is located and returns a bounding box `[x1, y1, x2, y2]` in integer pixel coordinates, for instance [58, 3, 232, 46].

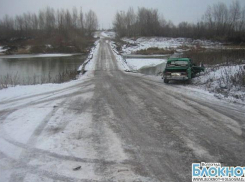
[167, 61, 188, 67]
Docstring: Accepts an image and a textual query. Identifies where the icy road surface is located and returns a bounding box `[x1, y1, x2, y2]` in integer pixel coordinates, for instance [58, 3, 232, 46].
[0, 35, 245, 182]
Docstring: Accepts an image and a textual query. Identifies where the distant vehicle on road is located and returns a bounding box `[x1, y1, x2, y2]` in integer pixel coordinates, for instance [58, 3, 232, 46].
[163, 58, 204, 83]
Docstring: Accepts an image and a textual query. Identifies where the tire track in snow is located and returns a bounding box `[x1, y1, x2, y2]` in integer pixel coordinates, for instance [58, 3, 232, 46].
[0, 152, 103, 182]
[0, 83, 96, 181]
[0, 80, 92, 105]
[8, 98, 69, 182]
[0, 88, 93, 113]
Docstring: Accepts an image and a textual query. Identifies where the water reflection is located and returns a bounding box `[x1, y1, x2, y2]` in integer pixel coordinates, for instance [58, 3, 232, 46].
[0, 54, 86, 85]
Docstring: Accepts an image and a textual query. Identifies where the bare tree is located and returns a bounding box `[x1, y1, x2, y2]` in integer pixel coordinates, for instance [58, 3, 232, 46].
[0, 15, 14, 38]
[72, 7, 78, 29]
[229, 0, 241, 32]
[114, 7, 165, 37]
[38, 10, 46, 30]
[31, 14, 39, 30]
[204, 5, 214, 29]
[213, 2, 228, 35]
[64, 9, 72, 31]
[239, 6, 245, 32]
[79, 7, 84, 30]
[45, 7, 56, 32]
[15, 15, 24, 32]
[0, 6, 99, 43]
[126, 7, 136, 36]
[113, 11, 127, 37]
[84, 10, 98, 36]
[57, 9, 65, 31]
[137, 7, 161, 36]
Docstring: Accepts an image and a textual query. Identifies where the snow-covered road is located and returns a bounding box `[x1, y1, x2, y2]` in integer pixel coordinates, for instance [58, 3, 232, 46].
[1, 35, 245, 182]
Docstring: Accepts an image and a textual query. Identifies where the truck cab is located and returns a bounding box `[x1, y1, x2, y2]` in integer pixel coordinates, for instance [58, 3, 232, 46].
[163, 58, 204, 83]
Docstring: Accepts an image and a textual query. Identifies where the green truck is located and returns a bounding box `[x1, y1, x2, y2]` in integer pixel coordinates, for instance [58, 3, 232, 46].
[163, 58, 204, 83]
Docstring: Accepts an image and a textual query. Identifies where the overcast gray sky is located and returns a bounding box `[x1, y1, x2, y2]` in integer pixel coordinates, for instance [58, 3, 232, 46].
[1, 0, 245, 29]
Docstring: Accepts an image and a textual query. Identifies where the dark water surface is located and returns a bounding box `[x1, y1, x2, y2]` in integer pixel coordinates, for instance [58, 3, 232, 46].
[0, 54, 86, 84]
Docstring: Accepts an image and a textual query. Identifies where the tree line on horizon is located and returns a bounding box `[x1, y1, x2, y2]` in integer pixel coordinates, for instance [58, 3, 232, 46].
[0, 7, 98, 41]
[1, 1, 245, 44]
[113, 1, 245, 43]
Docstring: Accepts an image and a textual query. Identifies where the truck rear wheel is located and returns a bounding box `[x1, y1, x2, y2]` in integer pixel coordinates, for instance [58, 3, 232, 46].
[185, 79, 191, 84]
[164, 78, 169, 84]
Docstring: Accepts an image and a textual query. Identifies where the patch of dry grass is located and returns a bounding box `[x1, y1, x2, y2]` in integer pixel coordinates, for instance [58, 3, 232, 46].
[134, 47, 174, 55]
[0, 69, 78, 89]
[183, 49, 245, 65]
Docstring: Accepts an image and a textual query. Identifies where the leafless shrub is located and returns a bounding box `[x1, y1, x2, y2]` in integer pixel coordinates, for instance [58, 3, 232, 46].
[0, 7, 98, 40]
[204, 65, 245, 96]
[134, 47, 174, 55]
[0, 69, 78, 89]
[113, 2, 245, 43]
[193, 64, 245, 101]
[183, 49, 245, 65]
[220, 66, 245, 90]
[52, 69, 77, 83]
[0, 73, 20, 89]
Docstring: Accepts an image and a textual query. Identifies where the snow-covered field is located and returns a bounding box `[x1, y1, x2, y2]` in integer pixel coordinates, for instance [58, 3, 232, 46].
[110, 40, 167, 71]
[126, 58, 166, 70]
[0, 46, 7, 53]
[192, 65, 245, 104]
[0, 76, 90, 108]
[110, 37, 245, 104]
[116, 35, 245, 104]
[101, 31, 116, 39]
[122, 37, 222, 54]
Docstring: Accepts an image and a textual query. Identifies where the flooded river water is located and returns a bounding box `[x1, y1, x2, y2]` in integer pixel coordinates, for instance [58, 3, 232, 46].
[0, 54, 86, 85]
